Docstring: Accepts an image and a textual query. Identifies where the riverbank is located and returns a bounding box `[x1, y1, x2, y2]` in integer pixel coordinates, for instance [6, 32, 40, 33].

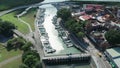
[38, 4, 81, 56]
[36, 2, 93, 68]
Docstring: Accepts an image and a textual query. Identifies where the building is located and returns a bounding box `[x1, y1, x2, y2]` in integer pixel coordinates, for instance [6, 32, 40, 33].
[105, 47, 120, 68]
[72, 0, 120, 2]
[83, 4, 103, 11]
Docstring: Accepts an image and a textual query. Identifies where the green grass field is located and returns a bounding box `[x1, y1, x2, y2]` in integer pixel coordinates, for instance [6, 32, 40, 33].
[0, 10, 30, 34]
[20, 8, 37, 31]
[0, 44, 22, 62]
[0, 0, 43, 11]
[1, 57, 22, 68]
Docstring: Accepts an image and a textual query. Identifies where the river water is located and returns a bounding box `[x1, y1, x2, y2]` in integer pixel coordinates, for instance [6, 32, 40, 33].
[40, 1, 81, 56]
[39, 0, 92, 68]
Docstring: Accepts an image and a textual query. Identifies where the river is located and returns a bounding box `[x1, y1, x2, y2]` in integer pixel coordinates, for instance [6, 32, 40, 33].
[39, 0, 92, 68]
[40, 1, 81, 56]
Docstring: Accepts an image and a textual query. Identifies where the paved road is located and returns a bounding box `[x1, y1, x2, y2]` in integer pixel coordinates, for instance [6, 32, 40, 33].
[34, 8, 45, 58]
[13, 29, 43, 59]
[83, 37, 112, 68]
[13, 30, 35, 46]
[33, 8, 47, 68]
[0, 55, 22, 67]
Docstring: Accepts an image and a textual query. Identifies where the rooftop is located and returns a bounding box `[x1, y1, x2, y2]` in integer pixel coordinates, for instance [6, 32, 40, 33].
[114, 58, 120, 68]
[106, 47, 120, 68]
[73, 0, 120, 2]
[106, 47, 120, 57]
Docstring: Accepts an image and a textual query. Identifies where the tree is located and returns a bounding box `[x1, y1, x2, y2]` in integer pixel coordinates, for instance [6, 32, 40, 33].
[57, 8, 71, 21]
[0, 20, 15, 37]
[35, 61, 42, 68]
[74, 23, 83, 33]
[19, 63, 29, 68]
[80, 20, 88, 28]
[22, 50, 40, 68]
[105, 29, 120, 45]
[65, 18, 76, 30]
[7, 39, 13, 50]
[65, 18, 87, 33]
[21, 42, 33, 51]
[6, 37, 25, 50]
[77, 32, 85, 38]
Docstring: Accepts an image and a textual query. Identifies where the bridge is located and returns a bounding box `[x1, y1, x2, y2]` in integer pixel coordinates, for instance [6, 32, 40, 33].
[42, 53, 91, 65]
[0, 1, 67, 16]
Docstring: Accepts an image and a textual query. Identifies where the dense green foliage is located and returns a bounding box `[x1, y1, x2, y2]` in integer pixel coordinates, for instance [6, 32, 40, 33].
[77, 32, 85, 38]
[19, 63, 29, 68]
[22, 50, 40, 68]
[57, 8, 88, 38]
[105, 29, 120, 45]
[57, 8, 71, 21]
[7, 37, 25, 50]
[64, 18, 87, 38]
[0, 19, 15, 37]
[6, 37, 41, 68]
[65, 18, 78, 32]
[0, 43, 22, 62]
[0, 9, 30, 34]
[21, 42, 33, 51]
[0, 0, 43, 11]
[34, 61, 42, 68]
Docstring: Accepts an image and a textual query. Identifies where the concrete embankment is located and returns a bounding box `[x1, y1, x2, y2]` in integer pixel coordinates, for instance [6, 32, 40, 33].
[42, 53, 91, 65]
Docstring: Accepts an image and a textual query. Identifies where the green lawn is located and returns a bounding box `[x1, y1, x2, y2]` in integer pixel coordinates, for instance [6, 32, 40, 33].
[20, 8, 37, 31]
[0, 0, 43, 11]
[0, 10, 30, 34]
[1, 57, 22, 68]
[0, 44, 22, 62]
[2, 58, 22, 68]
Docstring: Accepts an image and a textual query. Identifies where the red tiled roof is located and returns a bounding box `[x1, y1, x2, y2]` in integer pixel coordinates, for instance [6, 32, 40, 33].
[81, 15, 92, 20]
[86, 4, 103, 9]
